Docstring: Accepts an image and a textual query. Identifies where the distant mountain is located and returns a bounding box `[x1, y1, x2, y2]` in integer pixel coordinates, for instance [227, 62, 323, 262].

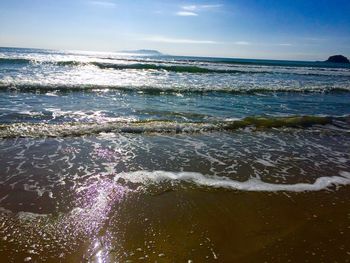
[119, 49, 163, 56]
[325, 55, 349, 63]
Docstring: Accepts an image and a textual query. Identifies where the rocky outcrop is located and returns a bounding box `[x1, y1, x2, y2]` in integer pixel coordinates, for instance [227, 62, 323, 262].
[326, 55, 350, 63]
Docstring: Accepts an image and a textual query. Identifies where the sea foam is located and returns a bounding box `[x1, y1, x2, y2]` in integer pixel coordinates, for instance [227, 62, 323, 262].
[115, 170, 350, 192]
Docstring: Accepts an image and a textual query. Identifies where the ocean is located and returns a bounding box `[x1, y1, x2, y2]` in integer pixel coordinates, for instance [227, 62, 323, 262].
[0, 47, 349, 262]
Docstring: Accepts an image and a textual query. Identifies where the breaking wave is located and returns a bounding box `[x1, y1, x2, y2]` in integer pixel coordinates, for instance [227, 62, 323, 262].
[115, 170, 350, 192]
[0, 115, 348, 138]
[1, 83, 350, 94]
[92, 62, 263, 74]
[1, 57, 349, 76]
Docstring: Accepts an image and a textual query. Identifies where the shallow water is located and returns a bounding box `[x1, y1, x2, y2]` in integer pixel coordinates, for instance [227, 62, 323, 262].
[0, 47, 350, 262]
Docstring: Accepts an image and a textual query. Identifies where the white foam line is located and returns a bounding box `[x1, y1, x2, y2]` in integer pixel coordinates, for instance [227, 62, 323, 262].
[116, 171, 350, 192]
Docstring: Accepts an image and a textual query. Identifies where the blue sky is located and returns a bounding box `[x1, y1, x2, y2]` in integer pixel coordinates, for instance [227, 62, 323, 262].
[0, 0, 349, 60]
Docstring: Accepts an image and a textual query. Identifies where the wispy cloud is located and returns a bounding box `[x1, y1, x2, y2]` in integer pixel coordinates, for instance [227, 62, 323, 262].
[182, 4, 223, 11]
[182, 5, 197, 11]
[176, 11, 198, 16]
[142, 36, 218, 44]
[231, 41, 293, 46]
[175, 3, 222, 16]
[234, 41, 251, 45]
[89, 1, 116, 8]
[141, 35, 293, 47]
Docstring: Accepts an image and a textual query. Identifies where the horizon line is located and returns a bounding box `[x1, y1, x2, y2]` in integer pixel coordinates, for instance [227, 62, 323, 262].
[0, 45, 347, 63]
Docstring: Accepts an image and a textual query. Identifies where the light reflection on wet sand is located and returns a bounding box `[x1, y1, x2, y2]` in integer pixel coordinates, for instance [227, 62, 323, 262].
[0, 131, 349, 262]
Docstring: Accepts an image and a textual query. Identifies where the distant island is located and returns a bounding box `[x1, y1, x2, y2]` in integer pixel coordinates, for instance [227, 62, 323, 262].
[119, 49, 163, 56]
[325, 55, 350, 63]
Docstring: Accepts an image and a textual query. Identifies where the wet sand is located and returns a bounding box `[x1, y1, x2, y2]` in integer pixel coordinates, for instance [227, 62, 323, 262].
[0, 184, 349, 262]
[77, 187, 350, 262]
[0, 133, 349, 262]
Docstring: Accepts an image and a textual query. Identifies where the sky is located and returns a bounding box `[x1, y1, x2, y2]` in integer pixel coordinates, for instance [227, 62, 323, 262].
[0, 0, 350, 60]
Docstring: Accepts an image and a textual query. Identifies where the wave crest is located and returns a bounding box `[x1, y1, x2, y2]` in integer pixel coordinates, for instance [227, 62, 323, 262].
[1, 57, 349, 76]
[1, 83, 350, 94]
[115, 170, 350, 192]
[0, 115, 347, 138]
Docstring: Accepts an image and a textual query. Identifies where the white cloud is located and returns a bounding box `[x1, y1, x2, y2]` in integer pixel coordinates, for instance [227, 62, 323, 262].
[143, 36, 218, 44]
[234, 41, 251, 45]
[231, 41, 292, 46]
[201, 4, 223, 9]
[182, 4, 223, 11]
[89, 1, 116, 8]
[182, 5, 197, 11]
[176, 3, 222, 16]
[176, 11, 198, 16]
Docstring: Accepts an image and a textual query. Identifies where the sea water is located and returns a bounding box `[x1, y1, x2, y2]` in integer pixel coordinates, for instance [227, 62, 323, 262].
[0, 47, 349, 262]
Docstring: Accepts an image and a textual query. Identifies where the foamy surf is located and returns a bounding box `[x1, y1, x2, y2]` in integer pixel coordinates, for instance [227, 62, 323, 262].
[115, 170, 350, 192]
[0, 115, 347, 138]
